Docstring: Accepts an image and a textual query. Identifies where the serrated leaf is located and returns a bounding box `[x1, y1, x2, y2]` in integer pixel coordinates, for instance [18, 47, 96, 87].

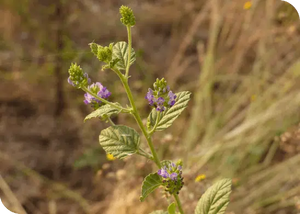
[140, 173, 162, 202]
[147, 91, 191, 131]
[84, 104, 121, 122]
[99, 125, 140, 159]
[195, 179, 232, 214]
[150, 211, 168, 214]
[168, 202, 176, 214]
[112, 41, 136, 70]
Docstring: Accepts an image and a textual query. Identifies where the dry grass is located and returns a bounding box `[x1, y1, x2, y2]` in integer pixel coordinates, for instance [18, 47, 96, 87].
[1, 0, 300, 213]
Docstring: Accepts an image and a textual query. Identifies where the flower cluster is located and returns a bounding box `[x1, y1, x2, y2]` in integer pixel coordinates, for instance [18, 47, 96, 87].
[84, 82, 111, 109]
[158, 161, 184, 195]
[68, 63, 91, 88]
[145, 78, 177, 112]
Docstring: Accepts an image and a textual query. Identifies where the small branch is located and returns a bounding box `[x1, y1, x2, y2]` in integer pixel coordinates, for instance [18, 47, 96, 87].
[137, 148, 153, 160]
[81, 86, 130, 113]
[107, 117, 115, 126]
[148, 112, 160, 135]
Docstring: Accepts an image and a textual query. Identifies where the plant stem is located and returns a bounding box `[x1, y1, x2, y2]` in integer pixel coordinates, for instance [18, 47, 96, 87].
[174, 194, 184, 214]
[107, 117, 115, 126]
[148, 111, 160, 135]
[119, 73, 184, 213]
[125, 26, 132, 78]
[112, 67, 184, 213]
[121, 75, 161, 168]
[81, 86, 130, 113]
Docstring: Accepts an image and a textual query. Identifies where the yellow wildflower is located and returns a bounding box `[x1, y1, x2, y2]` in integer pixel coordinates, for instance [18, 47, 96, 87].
[106, 153, 116, 161]
[251, 94, 257, 102]
[244, 1, 252, 10]
[195, 174, 206, 182]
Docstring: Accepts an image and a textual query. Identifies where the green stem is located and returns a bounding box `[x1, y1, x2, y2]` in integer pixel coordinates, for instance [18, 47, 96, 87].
[111, 26, 184, 212]
[137, 148, 153, 160]
[112, 67, 184, 213]
[107, 117, 115, 126]
[174, 194, 184, 214]
[125, 26, 132, 78]
[81, 86, 130, 113]
[148, 111, 160, 135]
[122, 76, 161, 168]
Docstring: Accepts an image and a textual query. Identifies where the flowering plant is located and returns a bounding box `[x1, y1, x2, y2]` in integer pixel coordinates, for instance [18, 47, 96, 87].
[68, 6, 232, 214]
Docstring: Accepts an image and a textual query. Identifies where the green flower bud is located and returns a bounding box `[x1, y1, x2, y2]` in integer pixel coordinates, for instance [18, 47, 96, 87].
[176, 159, 183, 167]
[153, 78, 169, 96]
[119, 5, 136, 27]
[89, 42, 98, 56]
[97, 43, 114, 63]
[68, 63, 91, 88]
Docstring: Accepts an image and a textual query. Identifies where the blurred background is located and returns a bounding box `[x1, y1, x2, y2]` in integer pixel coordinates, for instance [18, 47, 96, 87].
[1, 0, 300, 213]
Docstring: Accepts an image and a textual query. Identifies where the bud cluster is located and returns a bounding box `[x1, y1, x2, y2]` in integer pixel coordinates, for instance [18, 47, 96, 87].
[119, 5, 136, 27]
[68, 63, 91, 88]
[145, 78, 177, 112]
[89, 42, 114, 64]
[158, 160, 184, 195]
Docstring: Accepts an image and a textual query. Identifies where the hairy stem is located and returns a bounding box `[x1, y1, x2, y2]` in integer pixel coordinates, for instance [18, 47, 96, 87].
[122, 75, 161, 168]
[113, 68, 184, 213]
[125, 26, 132, 78]
[148, 111, 160, 135]
[174, 194, 184, 214]
[107, 117, 115, 126]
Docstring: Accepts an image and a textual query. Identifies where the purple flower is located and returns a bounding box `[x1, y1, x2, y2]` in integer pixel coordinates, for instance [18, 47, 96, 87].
[168, 91, 177, 107]
[84, 82, 111, 105]
[156, 97, 165, 112]
[84, 73, 91, 85]
[158, 161, 184, 194]
[68, 77, 75, 86]
[145, 79, 177, 112]
[145, 89, 155, 106]
[170, 173, 178, 181]
[158, 169, 169, 178]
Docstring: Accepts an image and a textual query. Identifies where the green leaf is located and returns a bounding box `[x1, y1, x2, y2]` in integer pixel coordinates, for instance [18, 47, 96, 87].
[147, 91, 191, 132]
[140, 173, 162, 202]
[99, 125, 140, 159]
[112, 41, 136, 70]
[84, 104, 121, 122]
[195, 179, 232, 214]
[168, 203, 176, 214]
[150, 211, 168, 214]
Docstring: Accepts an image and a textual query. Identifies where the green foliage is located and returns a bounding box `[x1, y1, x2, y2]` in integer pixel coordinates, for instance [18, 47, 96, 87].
[147, 91, 191, 132]
[99, 125, 140, 159]
[195, 179, 232, 214]
[112, 41, 136, 71]
[168, 202, 177, 214]
[140, 173, 162, 202]
[119, 5, 136, 26]
[84, 104, 121, 122]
